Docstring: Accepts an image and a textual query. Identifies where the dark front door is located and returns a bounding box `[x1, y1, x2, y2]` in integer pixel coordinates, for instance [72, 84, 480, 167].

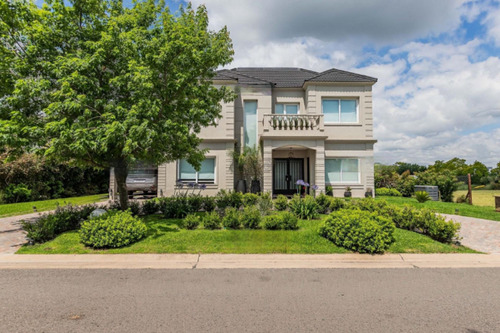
[273, 158, 304, 195]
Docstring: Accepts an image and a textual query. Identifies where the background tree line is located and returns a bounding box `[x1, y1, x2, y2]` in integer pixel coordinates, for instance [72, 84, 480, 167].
[0, 153, 108, 203]
[375, 158, 500, 202]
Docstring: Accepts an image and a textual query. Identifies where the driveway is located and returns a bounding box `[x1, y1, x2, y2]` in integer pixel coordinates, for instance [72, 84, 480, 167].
[442, 214, 500, 254]
[0, 201, 108, 254]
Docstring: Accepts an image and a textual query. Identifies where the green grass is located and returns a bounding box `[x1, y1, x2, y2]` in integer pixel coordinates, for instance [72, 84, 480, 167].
[377, 196, 500, 222]
[0, 194, 108, 218]
[17, 214, 476, 254]
[454, 190, 500, 207]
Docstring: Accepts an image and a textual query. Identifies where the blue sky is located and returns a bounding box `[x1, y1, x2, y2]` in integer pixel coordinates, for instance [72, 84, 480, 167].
[36, 0, 500, 167]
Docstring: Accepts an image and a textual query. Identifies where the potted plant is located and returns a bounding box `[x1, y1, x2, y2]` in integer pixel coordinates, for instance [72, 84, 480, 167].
[344, 186, 352, 198]
[231, 148, 247, 193]
[242, 146, 263, 194]
[365, 187, 373, 198]
[326, 185, 333, 196]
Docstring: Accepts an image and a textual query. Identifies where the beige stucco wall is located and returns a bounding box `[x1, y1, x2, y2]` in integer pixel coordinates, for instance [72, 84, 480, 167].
[157, 141, 234, 197]
[306, 84, 374, 140]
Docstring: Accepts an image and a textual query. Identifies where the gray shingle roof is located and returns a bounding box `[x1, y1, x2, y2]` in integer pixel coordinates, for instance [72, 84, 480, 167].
[214, 67, 376, 87]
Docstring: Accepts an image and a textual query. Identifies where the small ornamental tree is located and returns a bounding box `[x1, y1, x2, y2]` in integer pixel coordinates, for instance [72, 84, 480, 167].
[0, 0, 234, 208]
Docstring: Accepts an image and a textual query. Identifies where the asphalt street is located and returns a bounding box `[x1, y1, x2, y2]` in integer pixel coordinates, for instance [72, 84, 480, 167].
[1, 268, 499, 333]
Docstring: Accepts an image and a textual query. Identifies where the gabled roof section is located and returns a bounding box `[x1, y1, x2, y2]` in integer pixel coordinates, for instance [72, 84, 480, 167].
[305, 68, 377, 84]
[213, 67, 377, 87]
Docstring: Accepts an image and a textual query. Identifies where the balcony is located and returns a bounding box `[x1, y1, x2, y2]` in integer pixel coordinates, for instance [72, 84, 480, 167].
[262, 114, 325, 138]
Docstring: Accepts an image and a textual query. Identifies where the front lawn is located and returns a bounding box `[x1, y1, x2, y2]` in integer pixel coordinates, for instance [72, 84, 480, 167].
[0, 194, 108, 218]
[377, 196, 500, 222]
[18, 214, 477, 254]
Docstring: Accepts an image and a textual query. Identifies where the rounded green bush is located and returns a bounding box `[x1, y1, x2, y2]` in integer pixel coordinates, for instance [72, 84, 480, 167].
[262, 212, 299, 230]
[222, 207, 241, 229]
[375, 187, 402, 197]
[315, 193, 332, 214]
[274, 194, 289, 211]
[242, 193, 259, 207]
[279, 211, 299, 230]
[184, 214, 201, 230]
[203, 211, 221, 230]
[319, 210, 395, 254]
[241, 206, 261, 229]
[80, 210, 147, 248]
[141, 199, 159, 215]
[262, 215, 281, 230]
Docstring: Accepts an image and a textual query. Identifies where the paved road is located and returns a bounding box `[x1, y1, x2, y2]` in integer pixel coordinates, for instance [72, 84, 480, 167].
[1, 268, 499, 332]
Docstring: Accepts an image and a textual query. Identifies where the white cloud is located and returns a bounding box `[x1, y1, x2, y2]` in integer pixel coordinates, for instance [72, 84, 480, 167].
[192, 0, 500, 166]
[481, 1, 500, 46]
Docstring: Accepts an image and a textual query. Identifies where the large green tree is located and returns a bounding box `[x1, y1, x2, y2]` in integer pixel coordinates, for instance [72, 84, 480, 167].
[0, 0, 234, 208]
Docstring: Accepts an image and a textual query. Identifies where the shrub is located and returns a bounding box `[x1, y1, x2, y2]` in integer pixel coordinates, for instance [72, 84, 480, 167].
[3, 183, 32, 203]
[22, 204, 98, 244]
[0, 153, 108, 201]
[202, 196, 216, 212]
[184, 214, 201, 230]
[262, 214, 281, 230]
[128, 200, 141, 216]
[329, 197, 346, 212]
[375, 187, 402, 197]
[319, 210, 395, 254]
[203, 211, 221, 230]
[345, 198, 390, 216]
[422, 212, 460, 243]
[222, 207, 241, 229]
[262, 211, 299, 230]
[415, 191, 431, 203]
[80, 210, 147, 248]
[241, 206, 261, 229]
[326, 185, 333, 196]
[455, 194, 467, 204]
[315, 193, 332, 214]
[242, 193, 259, 207]
[274, 194, 289, 211]
[289, 195, 318, 220]
[159, 196, 193, 219]
[216, 190, 243, 210]
[391, 206, 460, 243]
[187, 195, 204, 212]
[257, 192, 273, 215]
[278, 211, 299, 230]
[142, 199, 159, 215]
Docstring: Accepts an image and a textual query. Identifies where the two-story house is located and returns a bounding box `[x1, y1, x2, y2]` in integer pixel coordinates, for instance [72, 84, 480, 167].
[111, 67, 377, 198]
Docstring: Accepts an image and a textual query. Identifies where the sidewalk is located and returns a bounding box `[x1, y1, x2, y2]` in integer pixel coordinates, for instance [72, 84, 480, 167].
[0, 253, 499, 269]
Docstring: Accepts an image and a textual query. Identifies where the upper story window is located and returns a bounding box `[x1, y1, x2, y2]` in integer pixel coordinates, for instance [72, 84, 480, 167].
[275, 103, 299, 115]
[322, 99, 358, 123]
[178, 158, 215, 184]
[244, 101, 257, 148]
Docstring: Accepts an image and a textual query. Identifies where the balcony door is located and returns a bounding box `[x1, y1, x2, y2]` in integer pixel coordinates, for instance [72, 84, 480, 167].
[273, 158, 304, 195]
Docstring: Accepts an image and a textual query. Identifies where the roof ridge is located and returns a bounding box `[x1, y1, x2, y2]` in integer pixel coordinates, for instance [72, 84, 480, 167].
[228, 69, 274, 85]
[306, 67, 377, 82]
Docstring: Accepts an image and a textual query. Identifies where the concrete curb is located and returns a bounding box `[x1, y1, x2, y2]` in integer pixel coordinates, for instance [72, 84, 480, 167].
[0, 253, 499, 269]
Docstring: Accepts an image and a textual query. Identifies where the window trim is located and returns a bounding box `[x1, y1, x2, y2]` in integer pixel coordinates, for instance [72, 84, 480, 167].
[243, 100, 258, 148]
[274, 103, 300, 115]
[322, 98, 359, 124]
[325, 158, 361, 184]
[177, 157, 217, 184]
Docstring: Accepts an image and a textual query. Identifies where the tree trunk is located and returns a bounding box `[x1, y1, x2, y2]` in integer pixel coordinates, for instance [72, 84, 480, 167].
[113, 160, 129, 210]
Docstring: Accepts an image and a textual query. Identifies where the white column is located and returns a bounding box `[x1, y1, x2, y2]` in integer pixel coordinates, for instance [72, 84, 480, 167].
[315, 140, 325, 192]
[263, 140, 273, 194]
